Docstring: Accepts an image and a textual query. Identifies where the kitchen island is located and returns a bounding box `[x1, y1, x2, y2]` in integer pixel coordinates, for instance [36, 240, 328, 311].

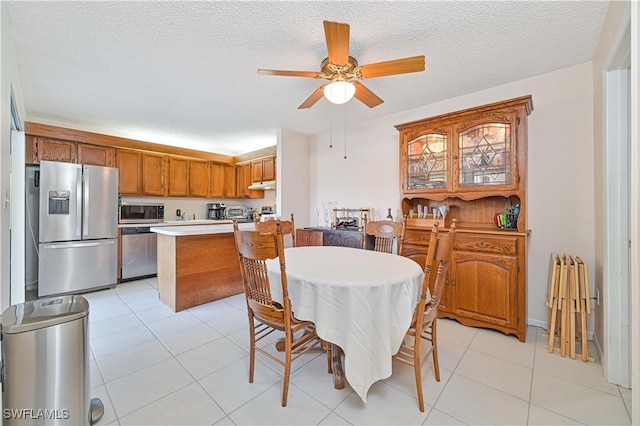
[151, 222, 254, 311]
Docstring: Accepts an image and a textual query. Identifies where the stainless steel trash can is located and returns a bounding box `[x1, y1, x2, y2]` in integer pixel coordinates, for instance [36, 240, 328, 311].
[0, 295, 97, 425]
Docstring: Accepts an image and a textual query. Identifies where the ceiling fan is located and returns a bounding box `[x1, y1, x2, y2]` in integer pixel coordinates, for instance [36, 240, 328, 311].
[257, 20, 425, 109]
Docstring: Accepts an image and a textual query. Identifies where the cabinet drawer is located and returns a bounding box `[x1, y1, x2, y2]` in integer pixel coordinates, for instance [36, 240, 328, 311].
[403, 229, 434, 246]
[454, 234, 518, 255]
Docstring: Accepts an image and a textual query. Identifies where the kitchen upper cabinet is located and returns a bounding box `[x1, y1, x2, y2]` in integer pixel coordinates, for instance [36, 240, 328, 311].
[296, 229, 323, 247]
[189, 160, 210, 197]
[116, 149, 142, 195]
[223, 165, 237, 198]
[210, 163, 237, 198]
[209, 163, 225, 198]
[32, 137, 76, 164]
[77, 143, 116, 167]
[236, 163, 263, 199]
[168, 157, 189, 197]
[251, 156, 276, 183]
[142, 153, 166, 196]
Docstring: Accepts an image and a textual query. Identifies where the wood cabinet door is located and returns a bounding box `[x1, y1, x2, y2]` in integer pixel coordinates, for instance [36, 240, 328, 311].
[262, 156, 276, 181]
[36, 138, 76, 163]
[116, 149, 142, 195]
[236, 164, 247, 198]
[251, 160, 263, 183]
[77, 144, 116, 167]
[189, 160, 209, 197]
[242, 163, 263, 199]
[168, 157, 189, 197]
[450, 251, 518, 329]
[451, 111, 520, 194]
[142, 153, 166, 196]
[223, 165, 237, 198]
[296, 229, 323, 247]
[209, 163, 225, 198]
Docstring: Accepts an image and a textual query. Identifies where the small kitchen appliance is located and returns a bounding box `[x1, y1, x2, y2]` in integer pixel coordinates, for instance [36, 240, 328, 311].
[207, 203, 226, 220]
[225, 205, 250, 222]
[119, 202, 164, 223]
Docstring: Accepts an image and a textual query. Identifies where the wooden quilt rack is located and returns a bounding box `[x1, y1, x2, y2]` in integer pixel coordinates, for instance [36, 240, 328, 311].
[544, 253, 595, 362]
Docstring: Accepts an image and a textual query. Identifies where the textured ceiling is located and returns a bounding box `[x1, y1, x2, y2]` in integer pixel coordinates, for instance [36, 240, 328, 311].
[6, 1, 609, 155]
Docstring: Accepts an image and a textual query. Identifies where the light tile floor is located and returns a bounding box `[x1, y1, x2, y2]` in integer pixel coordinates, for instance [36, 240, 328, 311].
[86, 278, 632, 425]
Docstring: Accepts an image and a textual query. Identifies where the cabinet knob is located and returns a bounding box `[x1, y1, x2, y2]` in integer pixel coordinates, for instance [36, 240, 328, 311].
[477, 241, 487, 248]
[450, 280, 456, 286]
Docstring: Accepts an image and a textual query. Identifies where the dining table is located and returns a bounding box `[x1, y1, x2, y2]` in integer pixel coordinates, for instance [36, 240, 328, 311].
[265, 245, 424, 402]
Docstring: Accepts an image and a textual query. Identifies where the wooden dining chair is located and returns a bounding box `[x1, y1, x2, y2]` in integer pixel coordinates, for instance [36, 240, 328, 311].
[233, 219, 321, 406]
[255, 213, 296, 247]
[394, 219, 457, 412]
[363, 220, 405, 254]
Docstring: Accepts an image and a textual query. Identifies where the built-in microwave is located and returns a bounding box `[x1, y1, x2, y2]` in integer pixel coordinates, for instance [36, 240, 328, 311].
[119, 202, 165, 224]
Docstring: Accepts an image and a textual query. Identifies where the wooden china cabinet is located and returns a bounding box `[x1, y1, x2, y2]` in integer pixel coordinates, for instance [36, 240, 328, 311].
[396, 95, 533, 342]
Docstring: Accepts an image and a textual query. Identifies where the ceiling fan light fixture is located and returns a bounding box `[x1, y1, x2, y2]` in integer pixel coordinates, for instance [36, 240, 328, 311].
[323, 81, 356, 105]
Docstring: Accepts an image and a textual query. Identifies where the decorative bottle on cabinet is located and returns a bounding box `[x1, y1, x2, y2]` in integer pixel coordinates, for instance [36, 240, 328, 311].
[386, 208, 393, 221]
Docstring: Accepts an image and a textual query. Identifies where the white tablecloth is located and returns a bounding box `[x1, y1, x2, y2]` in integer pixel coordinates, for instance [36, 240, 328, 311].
[266, 246, 424, 402]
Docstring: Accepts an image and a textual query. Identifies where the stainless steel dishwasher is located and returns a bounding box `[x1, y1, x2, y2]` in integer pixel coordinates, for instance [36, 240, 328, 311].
[121, 226, 157, 280]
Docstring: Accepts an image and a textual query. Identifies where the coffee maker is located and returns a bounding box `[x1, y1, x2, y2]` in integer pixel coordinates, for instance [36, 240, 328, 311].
[207, 203, 226, 220]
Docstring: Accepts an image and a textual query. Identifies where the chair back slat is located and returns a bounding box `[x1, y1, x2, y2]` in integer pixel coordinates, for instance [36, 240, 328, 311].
[234, 220, 290, 324]
[412, 220, 457, 326]
[364, 221, 405, 253]
[255, 214, 296, 247]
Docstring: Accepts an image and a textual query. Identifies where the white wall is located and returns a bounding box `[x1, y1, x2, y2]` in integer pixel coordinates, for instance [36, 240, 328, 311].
[0, 3, 26, 311]
[308, 62, 595, 329]
[278, 128, 310, 228]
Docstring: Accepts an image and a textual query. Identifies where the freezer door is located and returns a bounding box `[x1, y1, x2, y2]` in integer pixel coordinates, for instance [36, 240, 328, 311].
[38, 239, 117, 297]
[83, 164, 119, 240]
[39, 161, 83, 243]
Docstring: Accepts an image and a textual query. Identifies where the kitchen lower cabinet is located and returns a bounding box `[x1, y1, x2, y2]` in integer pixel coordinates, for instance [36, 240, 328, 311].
[296, 229, 323, 247]
[401, 227, 526, 342]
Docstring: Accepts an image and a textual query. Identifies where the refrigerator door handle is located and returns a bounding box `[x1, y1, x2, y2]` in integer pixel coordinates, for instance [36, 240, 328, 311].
[83, 167, 90, 237]
[76, 168, 82, 238]
[43, 240, 115, 250]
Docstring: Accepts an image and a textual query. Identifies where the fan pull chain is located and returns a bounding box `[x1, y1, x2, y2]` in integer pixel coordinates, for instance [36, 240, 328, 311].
[329, 105, 333, 148]
[343, 103, 347, 159]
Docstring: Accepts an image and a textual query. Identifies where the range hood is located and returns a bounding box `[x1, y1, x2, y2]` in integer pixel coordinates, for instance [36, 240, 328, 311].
[248, 180, 277, 190]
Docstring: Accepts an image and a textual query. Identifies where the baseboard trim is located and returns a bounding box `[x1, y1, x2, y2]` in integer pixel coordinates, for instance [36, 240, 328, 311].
[527, 317, 594, 340]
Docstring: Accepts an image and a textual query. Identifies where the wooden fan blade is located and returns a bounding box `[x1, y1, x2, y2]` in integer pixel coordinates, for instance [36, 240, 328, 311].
[358, 56, 425, 79]
[323, 20, 350, 66]
[298, 84, 328, 109]
[353, 81, 383, 108]
[258, 69, 321, 78]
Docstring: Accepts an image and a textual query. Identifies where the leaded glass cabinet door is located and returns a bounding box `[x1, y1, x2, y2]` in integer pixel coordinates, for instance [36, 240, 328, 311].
[453, 113, 519, 192]
[402, 126, 451, 194]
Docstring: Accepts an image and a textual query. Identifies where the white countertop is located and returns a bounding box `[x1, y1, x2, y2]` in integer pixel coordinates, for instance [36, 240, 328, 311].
[119, 220, 233, 228]
[150, 221, 255, 236]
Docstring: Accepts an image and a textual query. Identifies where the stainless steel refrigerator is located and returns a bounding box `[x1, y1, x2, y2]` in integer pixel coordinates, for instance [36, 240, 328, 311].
[38, 160, 119, 297]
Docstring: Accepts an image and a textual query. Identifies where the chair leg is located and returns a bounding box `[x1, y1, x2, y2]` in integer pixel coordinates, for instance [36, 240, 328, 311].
[248, 313, 256, 383]
[413, 335, 425, 412]
[282, 332, 293, 407]
[323, 341, 333, 374]
[432, 319, 441, 382]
